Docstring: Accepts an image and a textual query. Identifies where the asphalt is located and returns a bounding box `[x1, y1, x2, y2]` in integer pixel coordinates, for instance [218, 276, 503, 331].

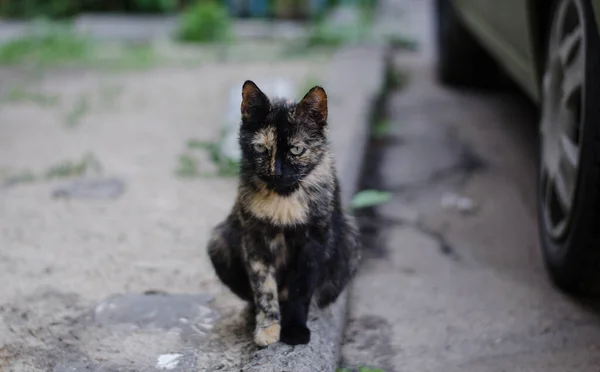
[340, 0, 600, 371]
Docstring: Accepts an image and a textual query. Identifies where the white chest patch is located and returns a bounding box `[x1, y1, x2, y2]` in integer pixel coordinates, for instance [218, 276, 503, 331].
[247, 188, 309, 226]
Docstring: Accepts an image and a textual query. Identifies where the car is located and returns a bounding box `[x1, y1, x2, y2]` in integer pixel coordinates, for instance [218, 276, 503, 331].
[434, 0, 600, 296]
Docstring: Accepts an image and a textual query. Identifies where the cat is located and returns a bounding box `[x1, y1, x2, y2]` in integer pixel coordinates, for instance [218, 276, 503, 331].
[207, 80, 361, 347]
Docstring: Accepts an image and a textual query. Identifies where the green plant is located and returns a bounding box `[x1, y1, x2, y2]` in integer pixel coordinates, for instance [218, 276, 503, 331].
[65, 96, 90, 127]
[0, 168, 37, 186]
[175, 152, 201, 178]
[0, 0, 78, 19]
[350, 189, 392, 209]
[305, 3, 373, 48]
[0, 21, 91, 66]
[5, 87, 60, 106]
[133, 0, 178, 12]
[186, 138, 239, 177]
[44, 153, 103, 179]
[176, 1, 233, 43]
[372, 119, 391, 139]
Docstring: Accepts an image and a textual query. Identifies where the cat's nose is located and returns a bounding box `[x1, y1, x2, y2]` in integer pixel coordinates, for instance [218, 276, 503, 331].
[274, 158, 283, 177]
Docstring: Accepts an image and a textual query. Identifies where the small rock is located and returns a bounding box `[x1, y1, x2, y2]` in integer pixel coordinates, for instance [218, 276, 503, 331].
[441, 192, 476, 214]
[52, 177, 126, 200]
[156, 353, 182, 370]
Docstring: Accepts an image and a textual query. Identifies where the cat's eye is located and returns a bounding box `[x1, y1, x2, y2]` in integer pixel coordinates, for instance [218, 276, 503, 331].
[253, 144, 267, 153]
[290, 146, 305, 156]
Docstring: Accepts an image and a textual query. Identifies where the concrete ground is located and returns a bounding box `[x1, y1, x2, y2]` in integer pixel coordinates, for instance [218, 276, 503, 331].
[0, 9, 389, 369]
[341, 0, 600, 371]
[0, 34, 342, 370]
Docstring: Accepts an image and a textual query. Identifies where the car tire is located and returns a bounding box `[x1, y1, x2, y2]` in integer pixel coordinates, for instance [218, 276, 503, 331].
[433, 0, 500, 88]
[538, 0, 600, 296]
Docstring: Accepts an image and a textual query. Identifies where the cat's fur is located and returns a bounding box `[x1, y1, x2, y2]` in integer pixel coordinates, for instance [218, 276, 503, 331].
[207, 80, 361, 347]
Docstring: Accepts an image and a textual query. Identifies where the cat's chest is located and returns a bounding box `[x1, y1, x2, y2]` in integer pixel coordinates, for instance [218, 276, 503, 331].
[264, 229, 306, 269]
[246, 189, 310, 226]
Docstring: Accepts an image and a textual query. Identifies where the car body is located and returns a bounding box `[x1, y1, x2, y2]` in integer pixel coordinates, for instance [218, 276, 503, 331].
[450, 0, 600, 101]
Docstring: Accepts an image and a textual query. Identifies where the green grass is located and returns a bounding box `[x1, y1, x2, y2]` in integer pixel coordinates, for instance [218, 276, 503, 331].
[0, 21, 92, 66]
[64, 95, 90, 127]
[4, 86, 60, 106]
[0, 21, 161, 71]
[372, 119, 391, 139]
[386, 34, 418, 51]
[1, 152, 103, 186]
[44, 153, 102, 179]
[304, 1, 375, 49]
[103, 43, 159, 70]
[175, 152, 201, 178]
[186, 138, 239, 178]
[0, 168, 37, 186]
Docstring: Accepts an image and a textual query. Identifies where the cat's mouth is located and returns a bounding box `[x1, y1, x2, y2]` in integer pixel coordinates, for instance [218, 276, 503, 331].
[261, 177, 300, 196]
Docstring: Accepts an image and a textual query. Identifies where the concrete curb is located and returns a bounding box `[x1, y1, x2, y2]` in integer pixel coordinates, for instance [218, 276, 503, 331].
[238, 44, 388, 372]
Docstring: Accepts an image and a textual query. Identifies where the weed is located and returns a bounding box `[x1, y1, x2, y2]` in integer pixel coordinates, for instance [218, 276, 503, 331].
[350, 189, 392, 209]
[0, 21, 92, 66]
[385, 67, 407, 91]
[372, 120, 391, 140]
[175, 153, 200, 178]
[65, 96, 90, 127]
[5, 86, 60, 106]
[0, 20, 161, 71]
[0, 168, 37, 186]
[0, 0, 78, 19]
[386, 34, 418, 51]
[44, 153, 102, 179]
[304, 1, 375, 49]
[336, 367, 385, 372]
[2, 153, 103, 186]
[133, 0, 178, 13]
[177, 1, 233, 44]
[185, 138, 239, 177]
[108, 43, 158, 70]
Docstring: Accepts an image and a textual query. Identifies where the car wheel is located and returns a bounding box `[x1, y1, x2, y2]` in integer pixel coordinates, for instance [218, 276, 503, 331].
[433, 0, 500, 88]
[538, 0, 600, 295]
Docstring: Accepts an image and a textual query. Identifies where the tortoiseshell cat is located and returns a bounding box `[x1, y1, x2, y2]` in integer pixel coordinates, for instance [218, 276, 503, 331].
[207, 80, 361, 346]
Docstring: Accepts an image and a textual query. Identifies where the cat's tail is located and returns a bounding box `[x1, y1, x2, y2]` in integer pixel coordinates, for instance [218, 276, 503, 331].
[316, 214, 362, 308]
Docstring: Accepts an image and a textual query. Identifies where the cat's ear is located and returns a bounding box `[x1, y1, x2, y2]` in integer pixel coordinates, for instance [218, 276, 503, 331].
[295, 86, 328, 125]
[241, 80, 270, 120]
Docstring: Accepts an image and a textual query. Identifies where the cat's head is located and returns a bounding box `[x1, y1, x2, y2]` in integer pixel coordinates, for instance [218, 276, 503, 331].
[238, 80, 329, 195]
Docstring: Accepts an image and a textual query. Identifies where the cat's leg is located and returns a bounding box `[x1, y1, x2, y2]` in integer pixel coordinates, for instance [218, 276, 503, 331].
[243, 236, 281, 347]
[279, 241, 323, 345]
[207, 219, 253, 302]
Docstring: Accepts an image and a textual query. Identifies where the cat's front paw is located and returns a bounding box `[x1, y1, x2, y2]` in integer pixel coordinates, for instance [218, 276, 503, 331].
[280, 325, 311, 345]
[254, 323, 281, 347]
